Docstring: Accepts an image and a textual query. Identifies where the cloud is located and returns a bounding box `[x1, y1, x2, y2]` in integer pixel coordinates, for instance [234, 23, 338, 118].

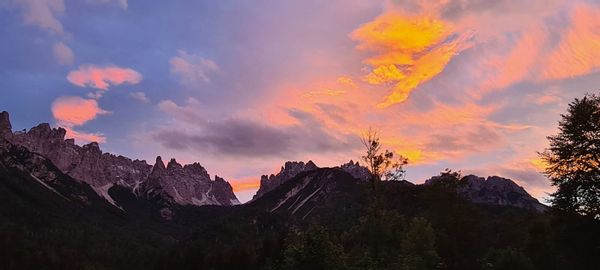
[51, 96, 110, 143]
[53, 41, 74, 65]
[63, 128, 106, 144]
[67, 65, 142, 90]
[12, 0, 65, 34]
[152, 99, 359, 158]
[541, 6, 600, 80]
[230, 177, 261, 192]
[351, 12, 472, 107]
[129, 91, 149, 103]
[51, 96, 109, 126]
[170, 50, 219, 85]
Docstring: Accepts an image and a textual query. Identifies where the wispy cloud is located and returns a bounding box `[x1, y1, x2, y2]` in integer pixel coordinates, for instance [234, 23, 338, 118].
[130, 91, 150, 103]
[53, 41, 74, 65]
[170, 50, 219, 85]
[12, 0, 65, 34]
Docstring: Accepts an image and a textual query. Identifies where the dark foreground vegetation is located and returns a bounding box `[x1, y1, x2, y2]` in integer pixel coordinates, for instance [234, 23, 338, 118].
[1, 167, 599, 270]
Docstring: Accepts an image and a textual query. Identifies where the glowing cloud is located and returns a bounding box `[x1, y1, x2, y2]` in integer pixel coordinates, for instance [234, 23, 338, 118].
[51, 96, 109, 143]
[67, 65, 142, 90]
[230, 178, 261, 192]
[351, 12, 471, 107]
[51, 96, 108, 126]
[542, 6, 600, 80]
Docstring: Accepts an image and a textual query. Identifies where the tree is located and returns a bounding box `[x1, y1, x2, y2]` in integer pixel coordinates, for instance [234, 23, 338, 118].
[281, 225, 346, 270]
[398, 217, 440, 270]
[540, 93, 600, 218]
[361, 128, 408, 188]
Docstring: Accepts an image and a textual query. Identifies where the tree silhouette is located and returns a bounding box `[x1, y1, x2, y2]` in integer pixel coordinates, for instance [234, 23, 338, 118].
[540, 93, 600, 218]
[361, 128, 408, 190]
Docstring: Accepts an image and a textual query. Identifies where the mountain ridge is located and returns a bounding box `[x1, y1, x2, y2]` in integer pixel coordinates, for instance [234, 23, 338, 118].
[0, 111, 239, 207]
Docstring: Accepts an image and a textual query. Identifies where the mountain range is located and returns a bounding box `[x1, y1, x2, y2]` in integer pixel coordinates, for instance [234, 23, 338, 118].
[4, 110, 592, 270]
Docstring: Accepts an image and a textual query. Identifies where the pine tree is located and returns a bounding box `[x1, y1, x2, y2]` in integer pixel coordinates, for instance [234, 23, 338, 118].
[540, 93, 600, 218]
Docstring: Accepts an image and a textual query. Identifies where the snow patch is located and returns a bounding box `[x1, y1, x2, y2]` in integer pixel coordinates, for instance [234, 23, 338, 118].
[291, 185, 323, 215]
[29, 174, 69, 201]
[271, 177, 312, 212]
[92, 183, 124, 211]
[171, 186, 186, 204]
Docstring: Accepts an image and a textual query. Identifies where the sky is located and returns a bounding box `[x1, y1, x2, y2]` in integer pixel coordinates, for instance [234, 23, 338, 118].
[1, 0, 600, 203]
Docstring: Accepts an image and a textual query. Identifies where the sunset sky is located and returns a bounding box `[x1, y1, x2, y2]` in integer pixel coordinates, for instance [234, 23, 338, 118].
[2, 0, 600, 202]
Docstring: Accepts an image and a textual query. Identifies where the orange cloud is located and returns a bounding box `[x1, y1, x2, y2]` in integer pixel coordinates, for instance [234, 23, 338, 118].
[351, 12, 472, 107]
[482, 26, 547, 92]
[51, 96, 109, 143]
[336, 76, 357, 88]
[230, 177, 261, 192]
[542, 6, 600, 80]
[67, 65, 142, 90]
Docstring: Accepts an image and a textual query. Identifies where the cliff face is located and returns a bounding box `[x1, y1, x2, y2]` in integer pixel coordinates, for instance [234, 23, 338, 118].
[143, 157, 239, 206]
[252, 160, 372, 200]
[252, 161, 319, 200]
[0, 111, 239, 206]
[425, 174, 547, 212]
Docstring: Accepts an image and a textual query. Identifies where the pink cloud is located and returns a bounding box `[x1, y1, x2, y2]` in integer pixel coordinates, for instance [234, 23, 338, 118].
[51, 96, 108, 126]
[51, 96, 109, 143]
[63, 127, 106, 144]
[67, 65, 142, 90]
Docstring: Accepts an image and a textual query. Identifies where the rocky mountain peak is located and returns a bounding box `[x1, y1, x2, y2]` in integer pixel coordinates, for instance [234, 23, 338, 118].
[184, 162, 209, 177]
[82, 142, 101, 153]
[253, 160, 320, 200]
[2, 111, 239, 207]
[26, 123, 66, 142]
[0, 111, 11, 137]
[339, 160, 371, 181]
[425, 174, 546, 212]
[151, 156, 166, 174]
[167, 158, 182, 170]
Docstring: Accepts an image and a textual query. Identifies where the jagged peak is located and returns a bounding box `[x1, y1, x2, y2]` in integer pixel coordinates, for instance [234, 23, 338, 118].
[0, 111, 12, 137]
[83, 142, 101, 153]
[25, 123, 67, 141]
[184, 162, 208, 175]
[166, 158, 182, 170]
[152, 156, 166, 172]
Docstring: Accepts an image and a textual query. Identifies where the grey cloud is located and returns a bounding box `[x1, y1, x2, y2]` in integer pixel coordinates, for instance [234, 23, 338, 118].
[152, 110, 360, 158]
